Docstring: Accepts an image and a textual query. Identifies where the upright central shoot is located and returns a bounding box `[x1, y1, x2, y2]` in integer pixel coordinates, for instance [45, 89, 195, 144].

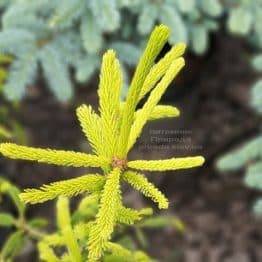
[0, 24, 205, 261]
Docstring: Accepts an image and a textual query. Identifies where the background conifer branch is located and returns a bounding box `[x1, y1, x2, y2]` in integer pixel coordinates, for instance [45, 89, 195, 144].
[38, 241, 60, 262]
[73, 222, 93, 240]
[57, 197, 82, 262]
[41, 234, 64, 247]
[105, 242, 133, 261]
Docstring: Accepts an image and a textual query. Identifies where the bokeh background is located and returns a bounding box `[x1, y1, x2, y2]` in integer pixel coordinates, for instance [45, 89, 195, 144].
[0, 1, 261, 261]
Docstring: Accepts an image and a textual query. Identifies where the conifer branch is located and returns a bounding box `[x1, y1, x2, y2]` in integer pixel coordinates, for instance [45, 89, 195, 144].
[127, 58, 185, 151]
[138, 43, 186, 101]
[0, 24, 206, 261]
[73, 222, 93, 240]
[0, 143, 109, 168]
[117, 24, 170, 157]
[41, 234, 64, 247]
[88, 168, 121, 261]
[123, 171, 169, 209]
[117, 206, 152, 225]
[120, 104, 180, 122]
[57, 197, 82, 262]
[77, 193, 100, 212]
[76, 104, 103, 156]
[135, 105, 180, 121]
[105, 242, 133, 260]
[38, 241, 60, 262]
[20, 174, 105, 204]
[134, 251, 151, 261]
[117, 206, 141, 225]
[128, 156, 205, 171]
[98, 50, 122, 158]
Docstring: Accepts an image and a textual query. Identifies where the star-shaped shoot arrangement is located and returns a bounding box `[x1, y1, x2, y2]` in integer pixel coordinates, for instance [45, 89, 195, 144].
[0, 24, 204, 261]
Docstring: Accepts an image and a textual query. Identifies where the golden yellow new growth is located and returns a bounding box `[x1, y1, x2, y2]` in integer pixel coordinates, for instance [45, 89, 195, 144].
[138, 43, 186, 101]
[135, 105, 180, 121]
[38, 241, 60, 262]
[117, 24, 170, 157]
[0, 143, 109, 168]
[105, 242, 133, 259]
[121, 104, 180, 122]
[98, 50, 122, 158]
[123, 171, 169, 209]
[0, 24, 205, 260]
[20, 174, 105, 204]
[76, 105, 103, 156]
[127, 57, 185, 151]
[128, 156, 205, 171]
[57, 197, 82, 262]
[88, 168, 121, 261]
[117, 206, 152, 225]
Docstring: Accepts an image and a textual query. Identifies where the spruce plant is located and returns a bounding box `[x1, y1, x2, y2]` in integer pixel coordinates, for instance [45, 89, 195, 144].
[0, 25, 205, 261]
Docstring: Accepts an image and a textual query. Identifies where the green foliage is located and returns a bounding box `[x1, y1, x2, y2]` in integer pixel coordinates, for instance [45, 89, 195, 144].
[245, 162, 262, 190]
[217, 136, 262, 215]
[226, 0, 262, 47]
[2, 177, 183, 261]
[0, 231, 25, 262]
[227, 7, 253, 35]
[251, 54, 262, 114]
[0, 55, 27, 144]
[217, 136, 262, 171]
[0, 178, 46, 261]
[0, 125, 12, 140]
[252, 54, 262, 72]
[0, 25, 204, 260]
[37, 194, 184, 261]
[0, 53, 11, 91]
[0, 105, 27, 144]
[253, 199, 262, 215]
[0, 213, 15, 227]
[251, 80, 262, 115]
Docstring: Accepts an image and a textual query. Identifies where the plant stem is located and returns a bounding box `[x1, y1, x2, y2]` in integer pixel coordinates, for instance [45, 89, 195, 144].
[14, 218, 46, 240]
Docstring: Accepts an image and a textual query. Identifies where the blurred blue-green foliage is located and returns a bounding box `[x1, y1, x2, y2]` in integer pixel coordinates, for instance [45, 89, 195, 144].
[217, 1, 262, 212]
[217, 55, 262, 214]
[0, 0, 261, 102]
